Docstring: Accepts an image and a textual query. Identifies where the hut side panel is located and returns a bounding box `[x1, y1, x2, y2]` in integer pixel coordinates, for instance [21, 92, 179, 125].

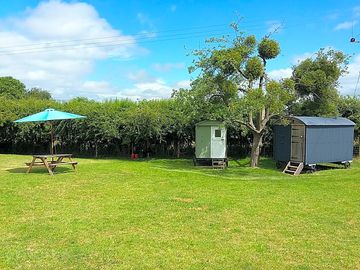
[273, 125, 291, 162]
[195, 126, 211, 158]
[305, 126, 354, 164]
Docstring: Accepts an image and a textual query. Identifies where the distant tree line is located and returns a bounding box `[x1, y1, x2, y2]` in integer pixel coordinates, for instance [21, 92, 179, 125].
[1, 25, 359, 162]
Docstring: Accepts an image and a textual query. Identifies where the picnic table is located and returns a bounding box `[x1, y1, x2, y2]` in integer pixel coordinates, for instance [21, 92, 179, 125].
[26, 154, 78, 175]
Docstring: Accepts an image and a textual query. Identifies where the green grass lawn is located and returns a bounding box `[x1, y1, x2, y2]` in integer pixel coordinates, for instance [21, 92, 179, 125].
[0, 154, 359, 269]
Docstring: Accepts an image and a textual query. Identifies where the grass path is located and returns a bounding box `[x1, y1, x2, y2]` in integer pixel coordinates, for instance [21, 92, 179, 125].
[0, 154, 359, 269]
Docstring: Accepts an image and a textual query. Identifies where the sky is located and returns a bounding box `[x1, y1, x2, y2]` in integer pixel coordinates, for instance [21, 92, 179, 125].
[0, 0, 359, 100]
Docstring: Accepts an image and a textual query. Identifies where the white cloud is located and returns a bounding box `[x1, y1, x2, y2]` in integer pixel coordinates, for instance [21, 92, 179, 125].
[0, 0, 141, 99]
[292, 47, 335, 64]
[138, 30, 157, 38]
[119, 79, 191, 100]
[339, 54, 360, 96]
[114, 74, 190, 100]
[118, 80, 172, 100]
[334, 21, 357, 31]
[292, 52, 314, 64]
[152, 62, 184, 72]
[70, 76, 189, 101]
[81, 80, 113, 93]
[0, 1, 192, 101]
[127, 69, 157, 83]
[268, 68, 292, 80]
[99, 79, 173, 101]
[99, 70, 190, 100]
[173, 80, 191, 89]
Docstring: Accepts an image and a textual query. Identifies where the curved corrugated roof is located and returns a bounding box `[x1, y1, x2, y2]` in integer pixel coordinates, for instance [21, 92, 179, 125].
[293, 116, 355, 126]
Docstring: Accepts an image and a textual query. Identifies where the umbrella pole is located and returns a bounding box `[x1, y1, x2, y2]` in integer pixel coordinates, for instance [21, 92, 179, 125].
[50, 122, 54, 161]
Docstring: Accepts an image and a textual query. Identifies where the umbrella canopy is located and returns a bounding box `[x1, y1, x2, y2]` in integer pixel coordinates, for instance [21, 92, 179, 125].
[15, 108, 85, 122]
[14, 108, 86, 155]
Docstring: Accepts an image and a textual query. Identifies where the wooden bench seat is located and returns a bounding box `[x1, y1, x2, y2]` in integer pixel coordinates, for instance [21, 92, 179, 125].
[50, 161, 78, 165]
[25, 161, 78, 167]
[25, 162, 49, 166]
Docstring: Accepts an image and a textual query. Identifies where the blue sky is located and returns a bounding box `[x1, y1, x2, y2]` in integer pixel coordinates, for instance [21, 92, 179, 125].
[0, 0, 359, 100]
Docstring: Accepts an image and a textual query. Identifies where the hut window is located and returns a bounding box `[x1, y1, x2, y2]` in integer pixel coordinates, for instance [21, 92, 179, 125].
[214, 129, 222, 138]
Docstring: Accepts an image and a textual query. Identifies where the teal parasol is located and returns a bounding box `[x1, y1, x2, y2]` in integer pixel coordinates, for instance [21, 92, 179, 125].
[15, 108, 86, 155]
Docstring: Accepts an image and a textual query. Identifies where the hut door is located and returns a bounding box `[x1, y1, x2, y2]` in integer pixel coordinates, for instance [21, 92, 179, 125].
[211, 126, 226, 158]
[290, 125, 305, 162]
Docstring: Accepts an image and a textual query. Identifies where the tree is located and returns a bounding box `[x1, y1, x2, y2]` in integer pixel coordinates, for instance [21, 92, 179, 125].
[122, 100, 170, 157]
[26, 87, 52, 100]
[173, 76, 238, 123]
[291, 49, 349, 116]
[62, 98, 129, 157]
[190, 24, 294, 167]
[0, 76, 26, 99]
[338, 96, 360, 138]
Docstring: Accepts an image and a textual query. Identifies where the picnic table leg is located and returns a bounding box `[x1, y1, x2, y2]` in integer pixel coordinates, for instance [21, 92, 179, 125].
[68, 156, 76, 170]
[51, 156, 63, 172]
[42, 158, 54, 176]
[26, 157, 36, 173]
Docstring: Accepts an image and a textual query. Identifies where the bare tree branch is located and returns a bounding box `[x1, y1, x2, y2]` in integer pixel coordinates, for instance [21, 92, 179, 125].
[265, 23, 283, 38]
[248, 111, 256, 130]
[233, 119, 259, 133]
[238, 87, 248, 93]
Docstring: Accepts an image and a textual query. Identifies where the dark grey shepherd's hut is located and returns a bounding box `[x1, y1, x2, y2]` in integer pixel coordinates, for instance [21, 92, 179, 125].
[273, 116, 355, 175]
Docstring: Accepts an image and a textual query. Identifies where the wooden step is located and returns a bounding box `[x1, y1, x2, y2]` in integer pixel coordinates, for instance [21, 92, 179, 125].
[212, 159, 226, 169]
[283, 161, 304, 176]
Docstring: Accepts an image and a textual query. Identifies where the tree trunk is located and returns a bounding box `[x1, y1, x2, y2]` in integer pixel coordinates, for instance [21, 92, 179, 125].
[250, 132, 263, 167]
[146, 140, 150, 158]
[176, 140, 180, 158]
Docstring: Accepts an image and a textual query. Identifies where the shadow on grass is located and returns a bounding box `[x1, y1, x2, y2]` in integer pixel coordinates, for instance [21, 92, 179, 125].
[230, 157, 278, 170]
[6, 167, 73, 175]
[314, 163, 347, 172]
[61, 155, 281, 174]
[145, 157, 284, 179]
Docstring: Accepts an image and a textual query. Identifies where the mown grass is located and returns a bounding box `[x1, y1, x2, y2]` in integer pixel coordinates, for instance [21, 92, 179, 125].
[0, 154, 359, 269]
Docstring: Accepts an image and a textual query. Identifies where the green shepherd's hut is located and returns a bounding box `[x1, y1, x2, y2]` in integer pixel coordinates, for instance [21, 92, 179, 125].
[194, 121, 227, 168]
